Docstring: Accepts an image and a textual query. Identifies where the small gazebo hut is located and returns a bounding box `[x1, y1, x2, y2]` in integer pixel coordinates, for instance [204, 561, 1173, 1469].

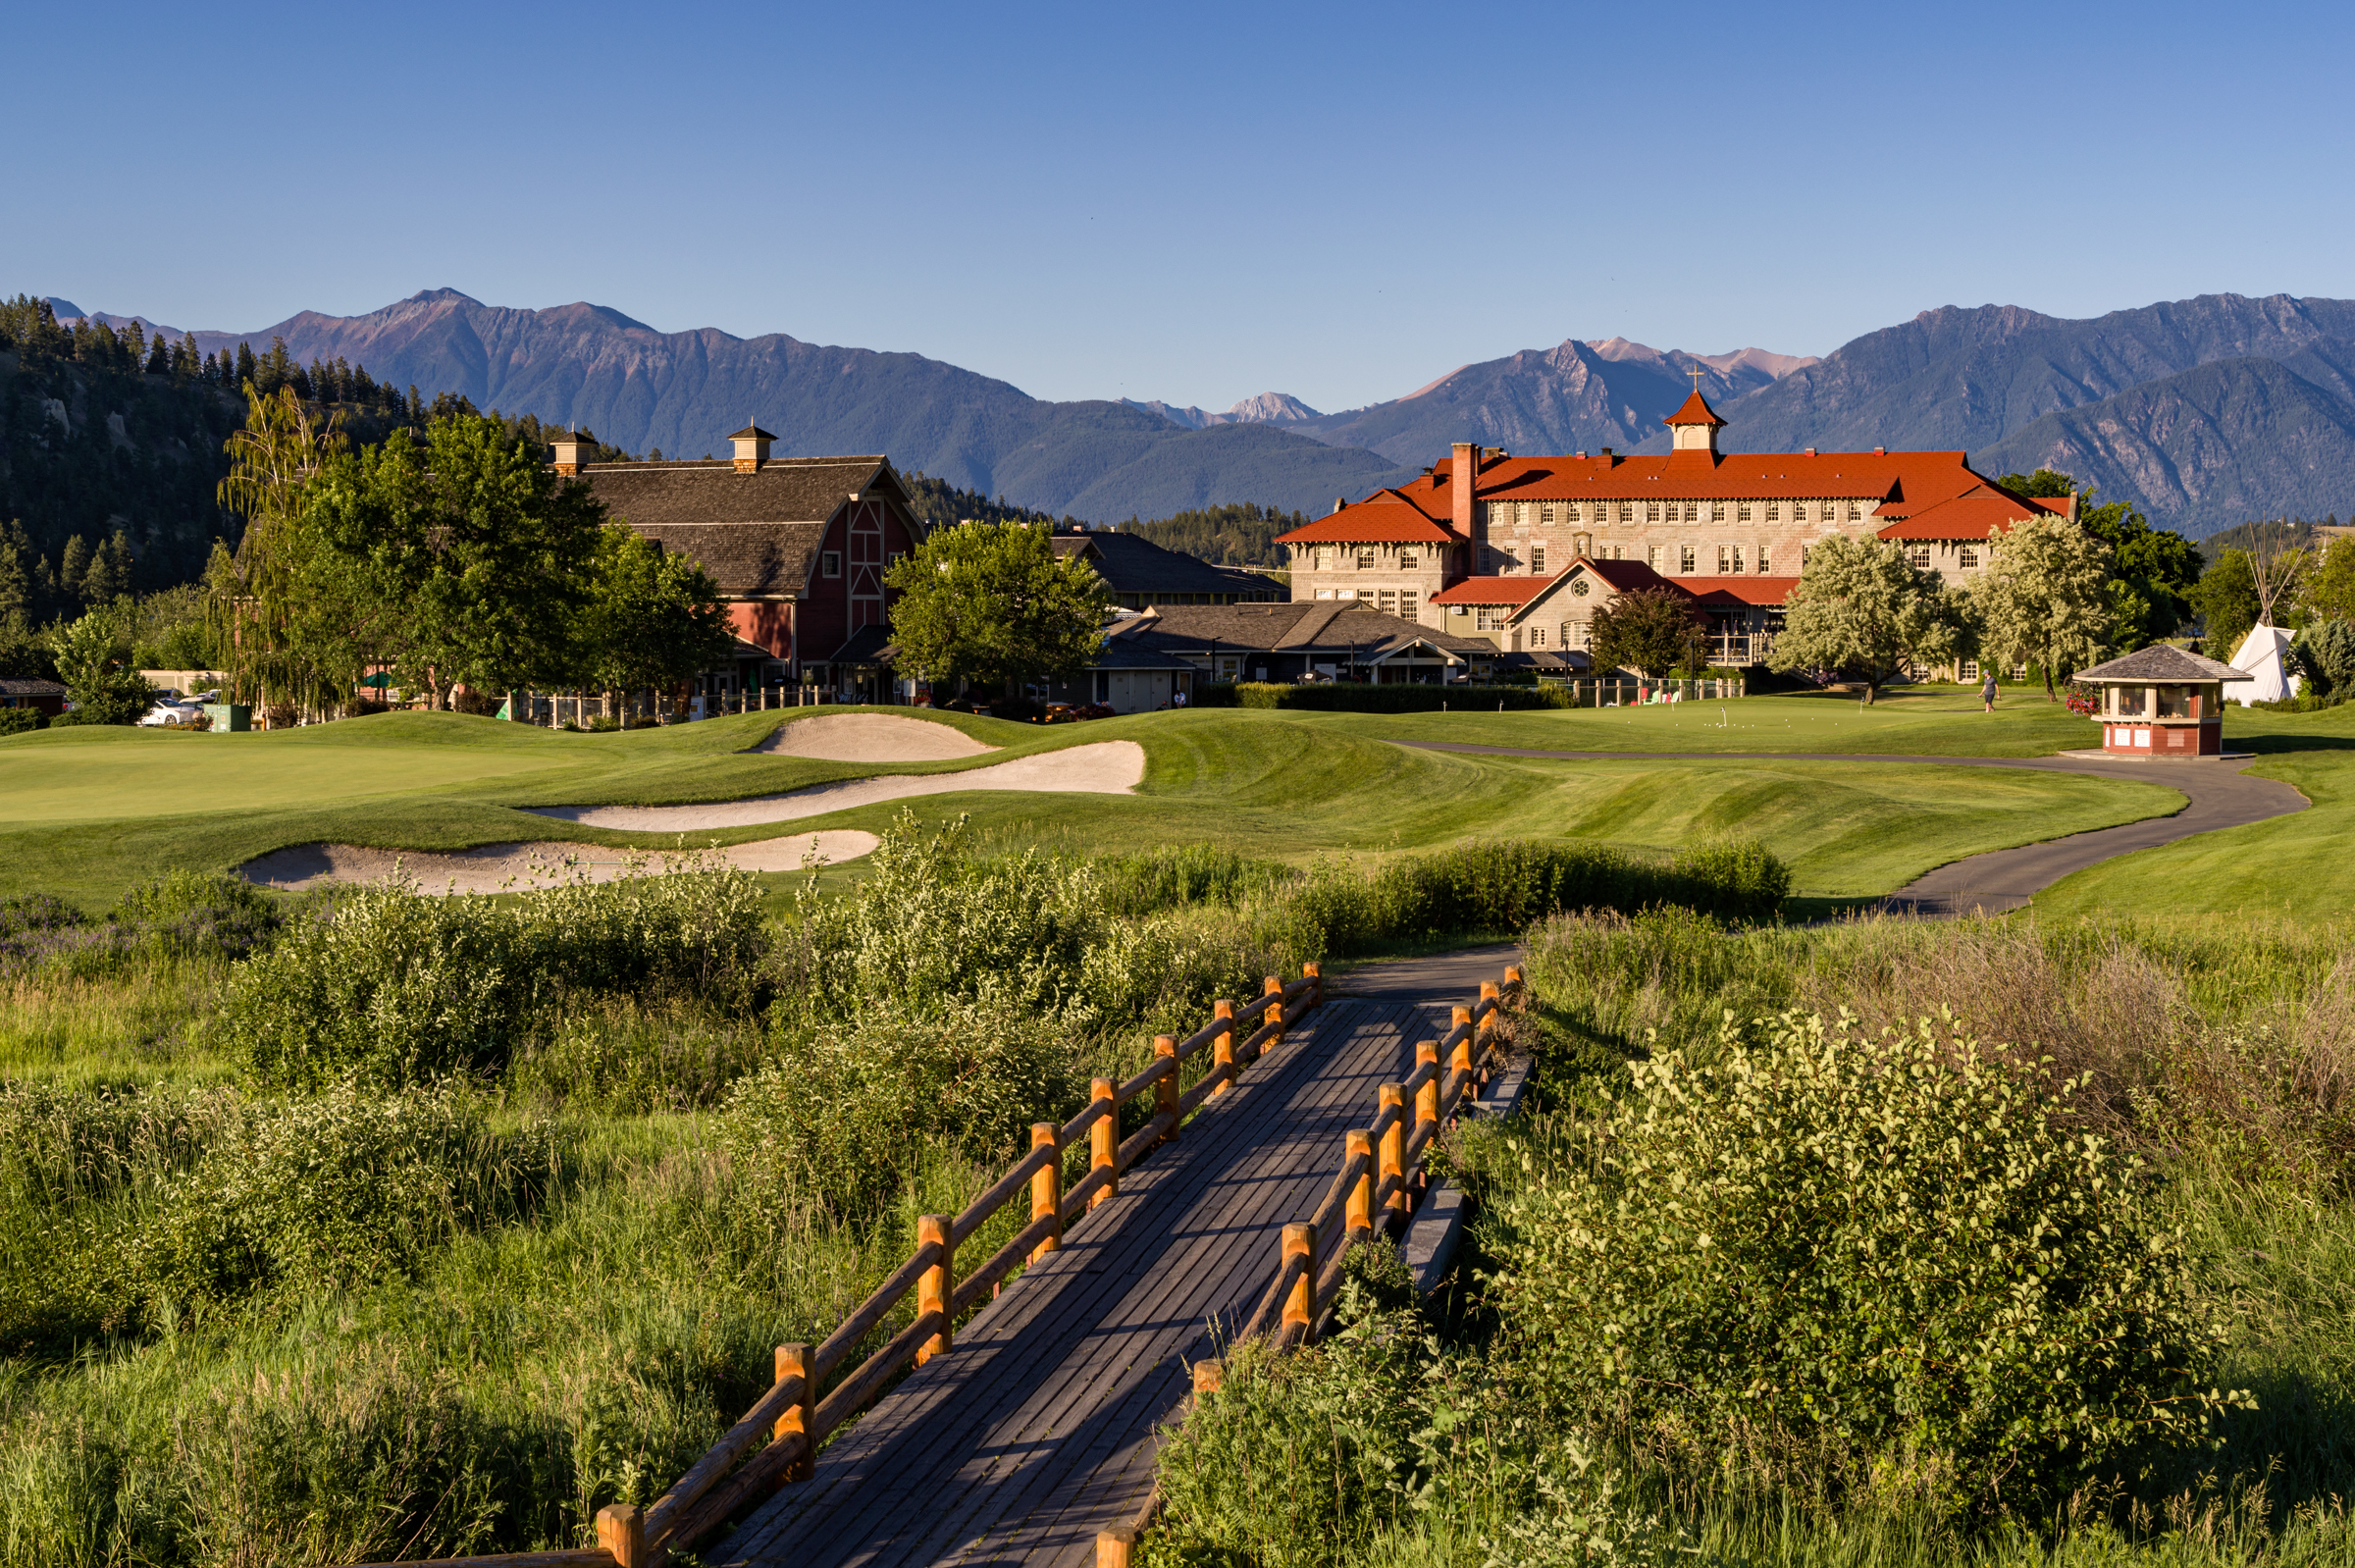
[2071, 645, 2252, 758]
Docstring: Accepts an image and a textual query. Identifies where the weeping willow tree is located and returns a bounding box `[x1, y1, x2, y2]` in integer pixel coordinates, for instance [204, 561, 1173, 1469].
[209, 386, 359, 715]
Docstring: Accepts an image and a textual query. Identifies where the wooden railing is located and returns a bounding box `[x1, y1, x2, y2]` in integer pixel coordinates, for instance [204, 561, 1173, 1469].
[350, 965, 1325, 1568]
[1246, 963, 1518, 1349]
[1092, 961, 1524, 1568]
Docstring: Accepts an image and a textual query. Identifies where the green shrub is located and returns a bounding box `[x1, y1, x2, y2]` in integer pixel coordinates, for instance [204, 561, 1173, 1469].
[0, 707, 43, 737]
[1489, 1009, 2242, 1511]
[725, 994, 1081, 1226]
[1226, 682, 1573, 712]
[142, 1083, 552, 1310]
[219, 866, 765, 1088]
[1097, 843, 1293, 915]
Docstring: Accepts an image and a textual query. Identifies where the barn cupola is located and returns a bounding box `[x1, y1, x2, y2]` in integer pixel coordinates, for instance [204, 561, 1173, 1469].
[729, 422, 776, 473]
[550, 427, 597, 475]
[1662, 380, 1725, 465]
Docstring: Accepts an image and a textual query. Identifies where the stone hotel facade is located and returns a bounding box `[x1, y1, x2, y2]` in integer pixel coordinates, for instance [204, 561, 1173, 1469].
[1275, 391, 2073, 666]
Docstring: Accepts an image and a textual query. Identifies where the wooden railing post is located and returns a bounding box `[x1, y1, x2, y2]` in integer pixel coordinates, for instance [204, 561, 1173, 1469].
[597, 1503, 647, 1567]
[1089, 1078, 1117, 1209]
[1154, 1034, 1179, 1140]
[1478, 980, 1501, 1080]
[1345, 1130, 1374, 1238]
[1211, 999, 1235, 1096]
[1379, 1082, 1406, 1224]
[1282, 1222, 1316, 1341]
[1264, 974, 1284, 1055]
[776, 1341, 813, 1483]
[1304, 960, 1321, 1007]
[1504, 964, 1522, 994]
[1193, 1358, 1224, 1396]
[917, 1215, 952, 1365]
[1098, 1524, 1138, 1568]
[1450, 1006, 1474, 1091]
[1415, 1040, 1439, 1136]
[1030, 1124, 1061, 1262]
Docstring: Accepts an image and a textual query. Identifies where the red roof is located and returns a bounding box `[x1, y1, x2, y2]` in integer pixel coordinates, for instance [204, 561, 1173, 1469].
[1663, 390, 1726, 427]
[1874, 487, 2039, 542]
[1678, 575, 1802, 607]
[1274, 496, 1457, 545]
[1574, 557, 1681, 595]
[1429, 574, 1558, 605]
[1422, 447, 1982, 507]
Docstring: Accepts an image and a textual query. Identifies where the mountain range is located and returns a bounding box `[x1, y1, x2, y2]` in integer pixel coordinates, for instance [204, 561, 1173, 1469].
[48, 288, 2355, 536]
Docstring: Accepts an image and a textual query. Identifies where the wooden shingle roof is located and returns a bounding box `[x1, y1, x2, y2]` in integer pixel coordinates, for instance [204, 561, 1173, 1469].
[577, 455, 906, 599]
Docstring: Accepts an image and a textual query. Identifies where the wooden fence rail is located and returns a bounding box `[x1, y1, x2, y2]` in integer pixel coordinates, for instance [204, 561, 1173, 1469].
[348, 965, 1325, 1568]
[1091, 961, 1523, 1568]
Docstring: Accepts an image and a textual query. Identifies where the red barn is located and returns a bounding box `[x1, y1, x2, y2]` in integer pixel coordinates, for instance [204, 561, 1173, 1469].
[555, 427, 928, 701]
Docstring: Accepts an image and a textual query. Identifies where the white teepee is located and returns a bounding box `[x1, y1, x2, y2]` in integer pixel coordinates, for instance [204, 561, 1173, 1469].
[2228, 624, 2301, 706]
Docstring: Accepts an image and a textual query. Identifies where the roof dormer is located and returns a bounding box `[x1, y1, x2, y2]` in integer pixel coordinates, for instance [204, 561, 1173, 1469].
[1663, 386, 1725, 464]
[730, 423, 776, 473]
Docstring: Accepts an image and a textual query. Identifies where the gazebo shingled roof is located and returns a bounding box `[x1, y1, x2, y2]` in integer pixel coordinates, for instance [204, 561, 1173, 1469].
[2073, 645, 2252, 684]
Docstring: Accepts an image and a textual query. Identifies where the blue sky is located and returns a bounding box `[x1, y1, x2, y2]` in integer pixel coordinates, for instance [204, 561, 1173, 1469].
[8, 0, 2352, 413]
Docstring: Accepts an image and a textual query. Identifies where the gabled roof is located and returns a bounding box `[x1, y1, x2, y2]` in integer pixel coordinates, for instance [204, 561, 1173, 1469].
[0, 678, 66, 696]
[1875, 485, 2042, 542]
[1052, 531, 1279, 596]
[1505, 558, 1691, 622]
[1429, 575, 1557, 606]
[1109, 601, 1490, 658]
[1663, 390, 1725, 427]
[729, 424, 777, 441]
[577, 455, 909, 598]
[1273, 496, 1457, 546]
[1678, 575, 1803, 607]
[2075, 645, 2252, 683]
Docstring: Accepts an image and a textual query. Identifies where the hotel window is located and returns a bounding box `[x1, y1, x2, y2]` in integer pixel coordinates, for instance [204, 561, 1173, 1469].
[1618, 503, 1634, 522]
[1732, 546, 1746, 574]
[1357, 549, 1376, 570]
[1679, 545, 1697, 573]
[1517, 502, 1533, 526]
[1530, 546, 1546, 573]
[1717, 545, 1731, 572]
[1846, 502, 1861, 520]
[1962, 659, 1980, 681]
[1608, 545, 1625, 559]
[1400, 551, 1420, 569]
[1711, 503, 1726, 521]
[1562, 620, 1581, 649]
[1529, 624, 1547, 648]
[1910, 545, 1931, 569]
[1541, 503, 1557, 525]
[1313, 548, 1331, 570]
[822, 551, 842, 578]
[1958, 546, 1977, 568]
[1378, 591, 1397, 612]
[1646, 503, 1660, 521]
[1400, 589, 1419, 616]
[1801, 545, 1811, 566]
[1476, 604, 1503, 631]
[1684, 504, 1700, 522]
[1648, 545, 1665, 569]
[1738, 503, 1752, 522]
[1765, 503, 1780, 521]
[1756, 544, 1772, 573]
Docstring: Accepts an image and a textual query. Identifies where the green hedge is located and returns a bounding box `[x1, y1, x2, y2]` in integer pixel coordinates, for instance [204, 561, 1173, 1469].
[1200, 682, 1574, 712]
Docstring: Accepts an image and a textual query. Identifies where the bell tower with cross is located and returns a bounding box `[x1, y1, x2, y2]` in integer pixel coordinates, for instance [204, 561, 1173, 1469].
[1663, 366, 1726, 462]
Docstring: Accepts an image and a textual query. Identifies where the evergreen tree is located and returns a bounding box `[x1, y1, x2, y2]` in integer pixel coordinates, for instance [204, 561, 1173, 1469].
[234, 341, 258, 391]
[142, 330, 168, 376]
[56, 535, 92, 602]
[80, 531, 134, 603]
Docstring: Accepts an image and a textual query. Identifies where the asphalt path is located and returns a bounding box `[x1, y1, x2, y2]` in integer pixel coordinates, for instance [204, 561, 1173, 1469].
[1391, 741, 2311, 918]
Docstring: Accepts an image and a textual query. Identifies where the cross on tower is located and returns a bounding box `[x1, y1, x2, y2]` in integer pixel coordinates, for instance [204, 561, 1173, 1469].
[1688, 367, 1704, 392]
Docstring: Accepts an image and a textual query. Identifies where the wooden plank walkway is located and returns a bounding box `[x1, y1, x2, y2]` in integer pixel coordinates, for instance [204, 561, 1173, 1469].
[713, 992, 1448, 1568]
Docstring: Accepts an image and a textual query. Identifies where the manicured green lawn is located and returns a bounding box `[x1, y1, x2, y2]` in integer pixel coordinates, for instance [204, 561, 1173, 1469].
[0, 704, 2184, 910]
[2034, 704, 2355, 923]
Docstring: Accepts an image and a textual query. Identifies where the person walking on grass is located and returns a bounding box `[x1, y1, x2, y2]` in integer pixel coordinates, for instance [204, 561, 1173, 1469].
[1981, 670, 2000, 713]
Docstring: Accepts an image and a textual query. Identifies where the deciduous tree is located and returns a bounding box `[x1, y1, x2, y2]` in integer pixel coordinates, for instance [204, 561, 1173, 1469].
[1588, 587, 1705, 678]
[1974, 514, 2115, 701]
[1769, 535, 1972, 704]
[49, 607, 156, 724]
[883, 521, 1111, 696]
[576, 524, 735, 725]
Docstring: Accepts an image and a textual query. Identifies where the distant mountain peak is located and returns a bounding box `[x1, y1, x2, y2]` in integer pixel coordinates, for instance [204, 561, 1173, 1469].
[1121, 392, 1323, 430]
[44, 297, 85, 320]
[405, 287, 483, 306]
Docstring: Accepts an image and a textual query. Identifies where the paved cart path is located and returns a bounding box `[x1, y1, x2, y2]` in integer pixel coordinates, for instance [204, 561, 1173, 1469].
[1391, 741, 2309, 916]
[715, 990, 1471, 1568]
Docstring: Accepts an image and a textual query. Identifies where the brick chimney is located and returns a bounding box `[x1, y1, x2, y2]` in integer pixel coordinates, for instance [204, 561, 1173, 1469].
[729, 422, 776, 473]
[1451, 441, 1477, 536]
[1332, 496, 1345, 515]
[550, 428, 596, 475]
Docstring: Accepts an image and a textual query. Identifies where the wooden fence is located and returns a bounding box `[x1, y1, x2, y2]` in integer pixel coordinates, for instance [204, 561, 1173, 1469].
[349, 965, 1326, 1568]
[1094, 962, 1524, 1568]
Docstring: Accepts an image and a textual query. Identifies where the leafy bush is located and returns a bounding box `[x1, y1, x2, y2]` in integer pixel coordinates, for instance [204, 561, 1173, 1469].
[1489, 1008, 2241, 1511]
[2289, 618, 2355, 698]
[0, 706, 43, 737]
[725, 994, 1081, 1226]
[142, 1082, 553, 1310]
[1097, 843, 1293, 916]
[220, 865, 765, 1088]
[1224, 682, 1575, 712]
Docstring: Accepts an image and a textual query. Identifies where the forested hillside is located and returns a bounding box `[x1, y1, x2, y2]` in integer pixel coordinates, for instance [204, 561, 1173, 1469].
[1116, 501, 1307, 566]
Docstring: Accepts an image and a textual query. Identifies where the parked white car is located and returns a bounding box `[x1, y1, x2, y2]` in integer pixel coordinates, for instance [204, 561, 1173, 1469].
[138, 697, 205, 727]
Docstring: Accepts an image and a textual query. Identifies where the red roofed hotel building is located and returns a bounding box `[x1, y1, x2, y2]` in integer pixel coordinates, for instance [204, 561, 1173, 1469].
[1274, 391, 2072, 667]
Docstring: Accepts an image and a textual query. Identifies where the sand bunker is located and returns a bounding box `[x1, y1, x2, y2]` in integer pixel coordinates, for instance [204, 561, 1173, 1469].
[529, 740, 1146, 833]
[240, 830, 881, 896]
[753, 712, 996, 761]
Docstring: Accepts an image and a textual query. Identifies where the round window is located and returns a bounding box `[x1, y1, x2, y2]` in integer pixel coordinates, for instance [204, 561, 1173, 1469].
[1570, 578, 1591, 598]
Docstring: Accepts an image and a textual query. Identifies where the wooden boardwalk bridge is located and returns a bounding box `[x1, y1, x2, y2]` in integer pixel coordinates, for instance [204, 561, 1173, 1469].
[357, 952, 1519, 1568]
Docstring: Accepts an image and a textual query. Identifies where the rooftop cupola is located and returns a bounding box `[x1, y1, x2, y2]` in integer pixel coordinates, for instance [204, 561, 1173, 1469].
[1663, 376, 1726, 463]
[729, 422, 776, 473]
[550, 427, 598, 475]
